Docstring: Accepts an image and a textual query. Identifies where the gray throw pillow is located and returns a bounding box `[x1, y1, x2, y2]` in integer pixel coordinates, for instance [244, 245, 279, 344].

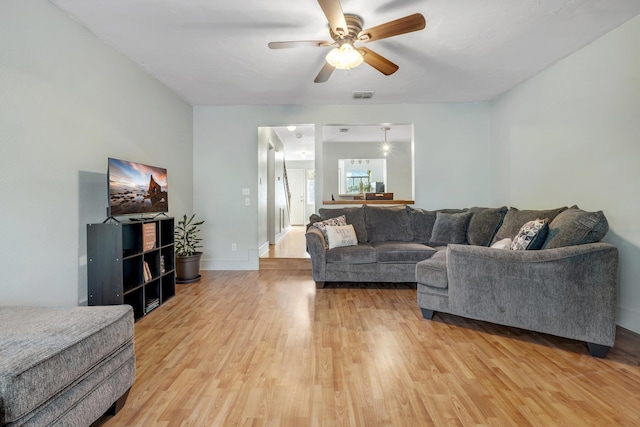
[491, 206, 567, 245]
[429, 211, 473, 246]
[364, 205, 413, 242]
[319, 207, 368, 243]
[466, 206, 508, 246]
[542, 207, 609, 249]
[406, 207, 437, 243]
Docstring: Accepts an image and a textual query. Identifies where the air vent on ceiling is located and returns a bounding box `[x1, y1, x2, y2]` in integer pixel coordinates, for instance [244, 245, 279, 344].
[352, 91, 375, 99]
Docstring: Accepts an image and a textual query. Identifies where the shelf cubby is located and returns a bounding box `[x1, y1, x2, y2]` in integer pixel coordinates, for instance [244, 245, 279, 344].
[161, 273, 176, 302]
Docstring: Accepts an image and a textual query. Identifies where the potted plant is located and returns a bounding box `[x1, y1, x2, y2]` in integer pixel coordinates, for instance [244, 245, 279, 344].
[174, 214, 205, 283]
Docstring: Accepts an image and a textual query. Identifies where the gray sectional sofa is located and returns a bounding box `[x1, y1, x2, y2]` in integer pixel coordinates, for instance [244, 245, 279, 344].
[306, 204, 618, 357]
[0, 305, 135, 426]
[306, 205, 443, 288]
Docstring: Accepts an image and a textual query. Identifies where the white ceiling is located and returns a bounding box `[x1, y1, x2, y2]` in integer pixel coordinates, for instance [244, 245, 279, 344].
[272, 125, 317, 161]
[49, 0, 640, 106]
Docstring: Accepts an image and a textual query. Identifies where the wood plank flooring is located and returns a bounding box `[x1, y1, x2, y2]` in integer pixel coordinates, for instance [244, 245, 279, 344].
[259, 226, 311, 271]
[97, 270, 640, 426]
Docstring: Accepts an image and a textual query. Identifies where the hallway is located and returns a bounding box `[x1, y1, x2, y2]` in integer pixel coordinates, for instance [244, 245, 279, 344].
[259, 226, 311, 270]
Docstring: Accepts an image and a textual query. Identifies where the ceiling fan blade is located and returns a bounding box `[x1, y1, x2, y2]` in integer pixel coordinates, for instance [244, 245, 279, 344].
[268, 40, 333, 49]
[314, 62, 336, 83]
[358, 47, 399, 76]
[358, 13, 426, 42]
[317, 0, 348, 36]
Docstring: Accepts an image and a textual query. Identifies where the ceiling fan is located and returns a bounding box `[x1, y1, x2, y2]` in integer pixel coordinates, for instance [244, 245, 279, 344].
[268, 0, 426, 83]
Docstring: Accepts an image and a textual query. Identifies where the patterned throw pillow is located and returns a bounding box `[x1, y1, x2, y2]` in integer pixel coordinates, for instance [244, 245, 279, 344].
[511, 219, 549, 250]
[325, 224, 358, 249]
[312, 215, 347, 241]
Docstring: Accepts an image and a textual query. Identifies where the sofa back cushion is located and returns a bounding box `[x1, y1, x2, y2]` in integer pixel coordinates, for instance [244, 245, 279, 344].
[542, 207, 609, 249]
[319, 207, 368, 243]
[406, 207, 437, 243]
[491, 206, 567, 245]
[407, 207, 468, 244]
[466, 206, 508, 246]
[364, 205, 413, 242]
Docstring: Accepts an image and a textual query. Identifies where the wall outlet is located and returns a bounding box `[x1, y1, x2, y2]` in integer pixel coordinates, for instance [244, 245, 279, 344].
[231, 243, 237, 251]
[242, 188, 250, 195]
[245, 198, 250, 206]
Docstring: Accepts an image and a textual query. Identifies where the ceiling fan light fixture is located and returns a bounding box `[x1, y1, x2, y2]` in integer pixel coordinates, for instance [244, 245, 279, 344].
[326, 43, 363, 70]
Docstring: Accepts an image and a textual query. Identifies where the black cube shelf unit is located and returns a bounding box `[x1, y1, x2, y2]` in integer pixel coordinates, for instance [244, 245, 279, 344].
[87, 217, 175, 320]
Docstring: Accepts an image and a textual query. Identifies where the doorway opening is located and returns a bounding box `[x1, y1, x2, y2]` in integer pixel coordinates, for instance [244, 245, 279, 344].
[258, 125, 315, 263]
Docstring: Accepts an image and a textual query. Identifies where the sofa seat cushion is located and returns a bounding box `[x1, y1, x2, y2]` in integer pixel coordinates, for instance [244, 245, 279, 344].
[326, 243, 377, 264]
[0, 305, 134, 424]
[415, 250, 448, 289]
[371, 241, 436, 263]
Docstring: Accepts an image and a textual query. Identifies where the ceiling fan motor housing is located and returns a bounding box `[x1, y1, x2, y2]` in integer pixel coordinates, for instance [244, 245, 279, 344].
[330, 14, 364, 44]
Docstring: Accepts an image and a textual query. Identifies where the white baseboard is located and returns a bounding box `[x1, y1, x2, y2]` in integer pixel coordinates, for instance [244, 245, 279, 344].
[274, 227, 290, 244]
[259, 241, 270, 257]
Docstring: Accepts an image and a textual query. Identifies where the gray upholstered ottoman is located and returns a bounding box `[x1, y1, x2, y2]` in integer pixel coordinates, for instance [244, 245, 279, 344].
[0, 305, 135, 426]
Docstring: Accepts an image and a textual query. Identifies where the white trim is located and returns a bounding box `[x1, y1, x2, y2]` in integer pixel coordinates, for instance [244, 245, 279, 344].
[258, 241, 270, 257]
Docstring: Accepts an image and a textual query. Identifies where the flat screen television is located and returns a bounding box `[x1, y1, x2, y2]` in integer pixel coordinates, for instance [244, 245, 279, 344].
[108, 158, 168, 216]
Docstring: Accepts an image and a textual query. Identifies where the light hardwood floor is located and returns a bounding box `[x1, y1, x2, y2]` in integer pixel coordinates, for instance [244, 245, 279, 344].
[262, 226, 310, 259]
[97, 269, 640, 426]
[259, 226, 311, 271]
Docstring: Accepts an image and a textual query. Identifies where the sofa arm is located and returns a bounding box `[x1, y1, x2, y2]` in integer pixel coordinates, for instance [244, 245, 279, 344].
[446, 242, 618, 347]
[305, 227, 327, 282]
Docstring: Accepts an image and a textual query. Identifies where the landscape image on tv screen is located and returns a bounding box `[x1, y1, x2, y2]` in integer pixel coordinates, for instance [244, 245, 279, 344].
[108, 158, 168, 216]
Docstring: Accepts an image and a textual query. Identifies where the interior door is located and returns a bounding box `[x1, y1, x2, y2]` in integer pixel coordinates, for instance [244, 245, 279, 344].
[288, 169, 306, 225]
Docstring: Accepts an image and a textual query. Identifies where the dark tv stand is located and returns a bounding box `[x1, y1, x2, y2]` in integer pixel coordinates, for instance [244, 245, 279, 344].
[87, 217, 175, 320]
